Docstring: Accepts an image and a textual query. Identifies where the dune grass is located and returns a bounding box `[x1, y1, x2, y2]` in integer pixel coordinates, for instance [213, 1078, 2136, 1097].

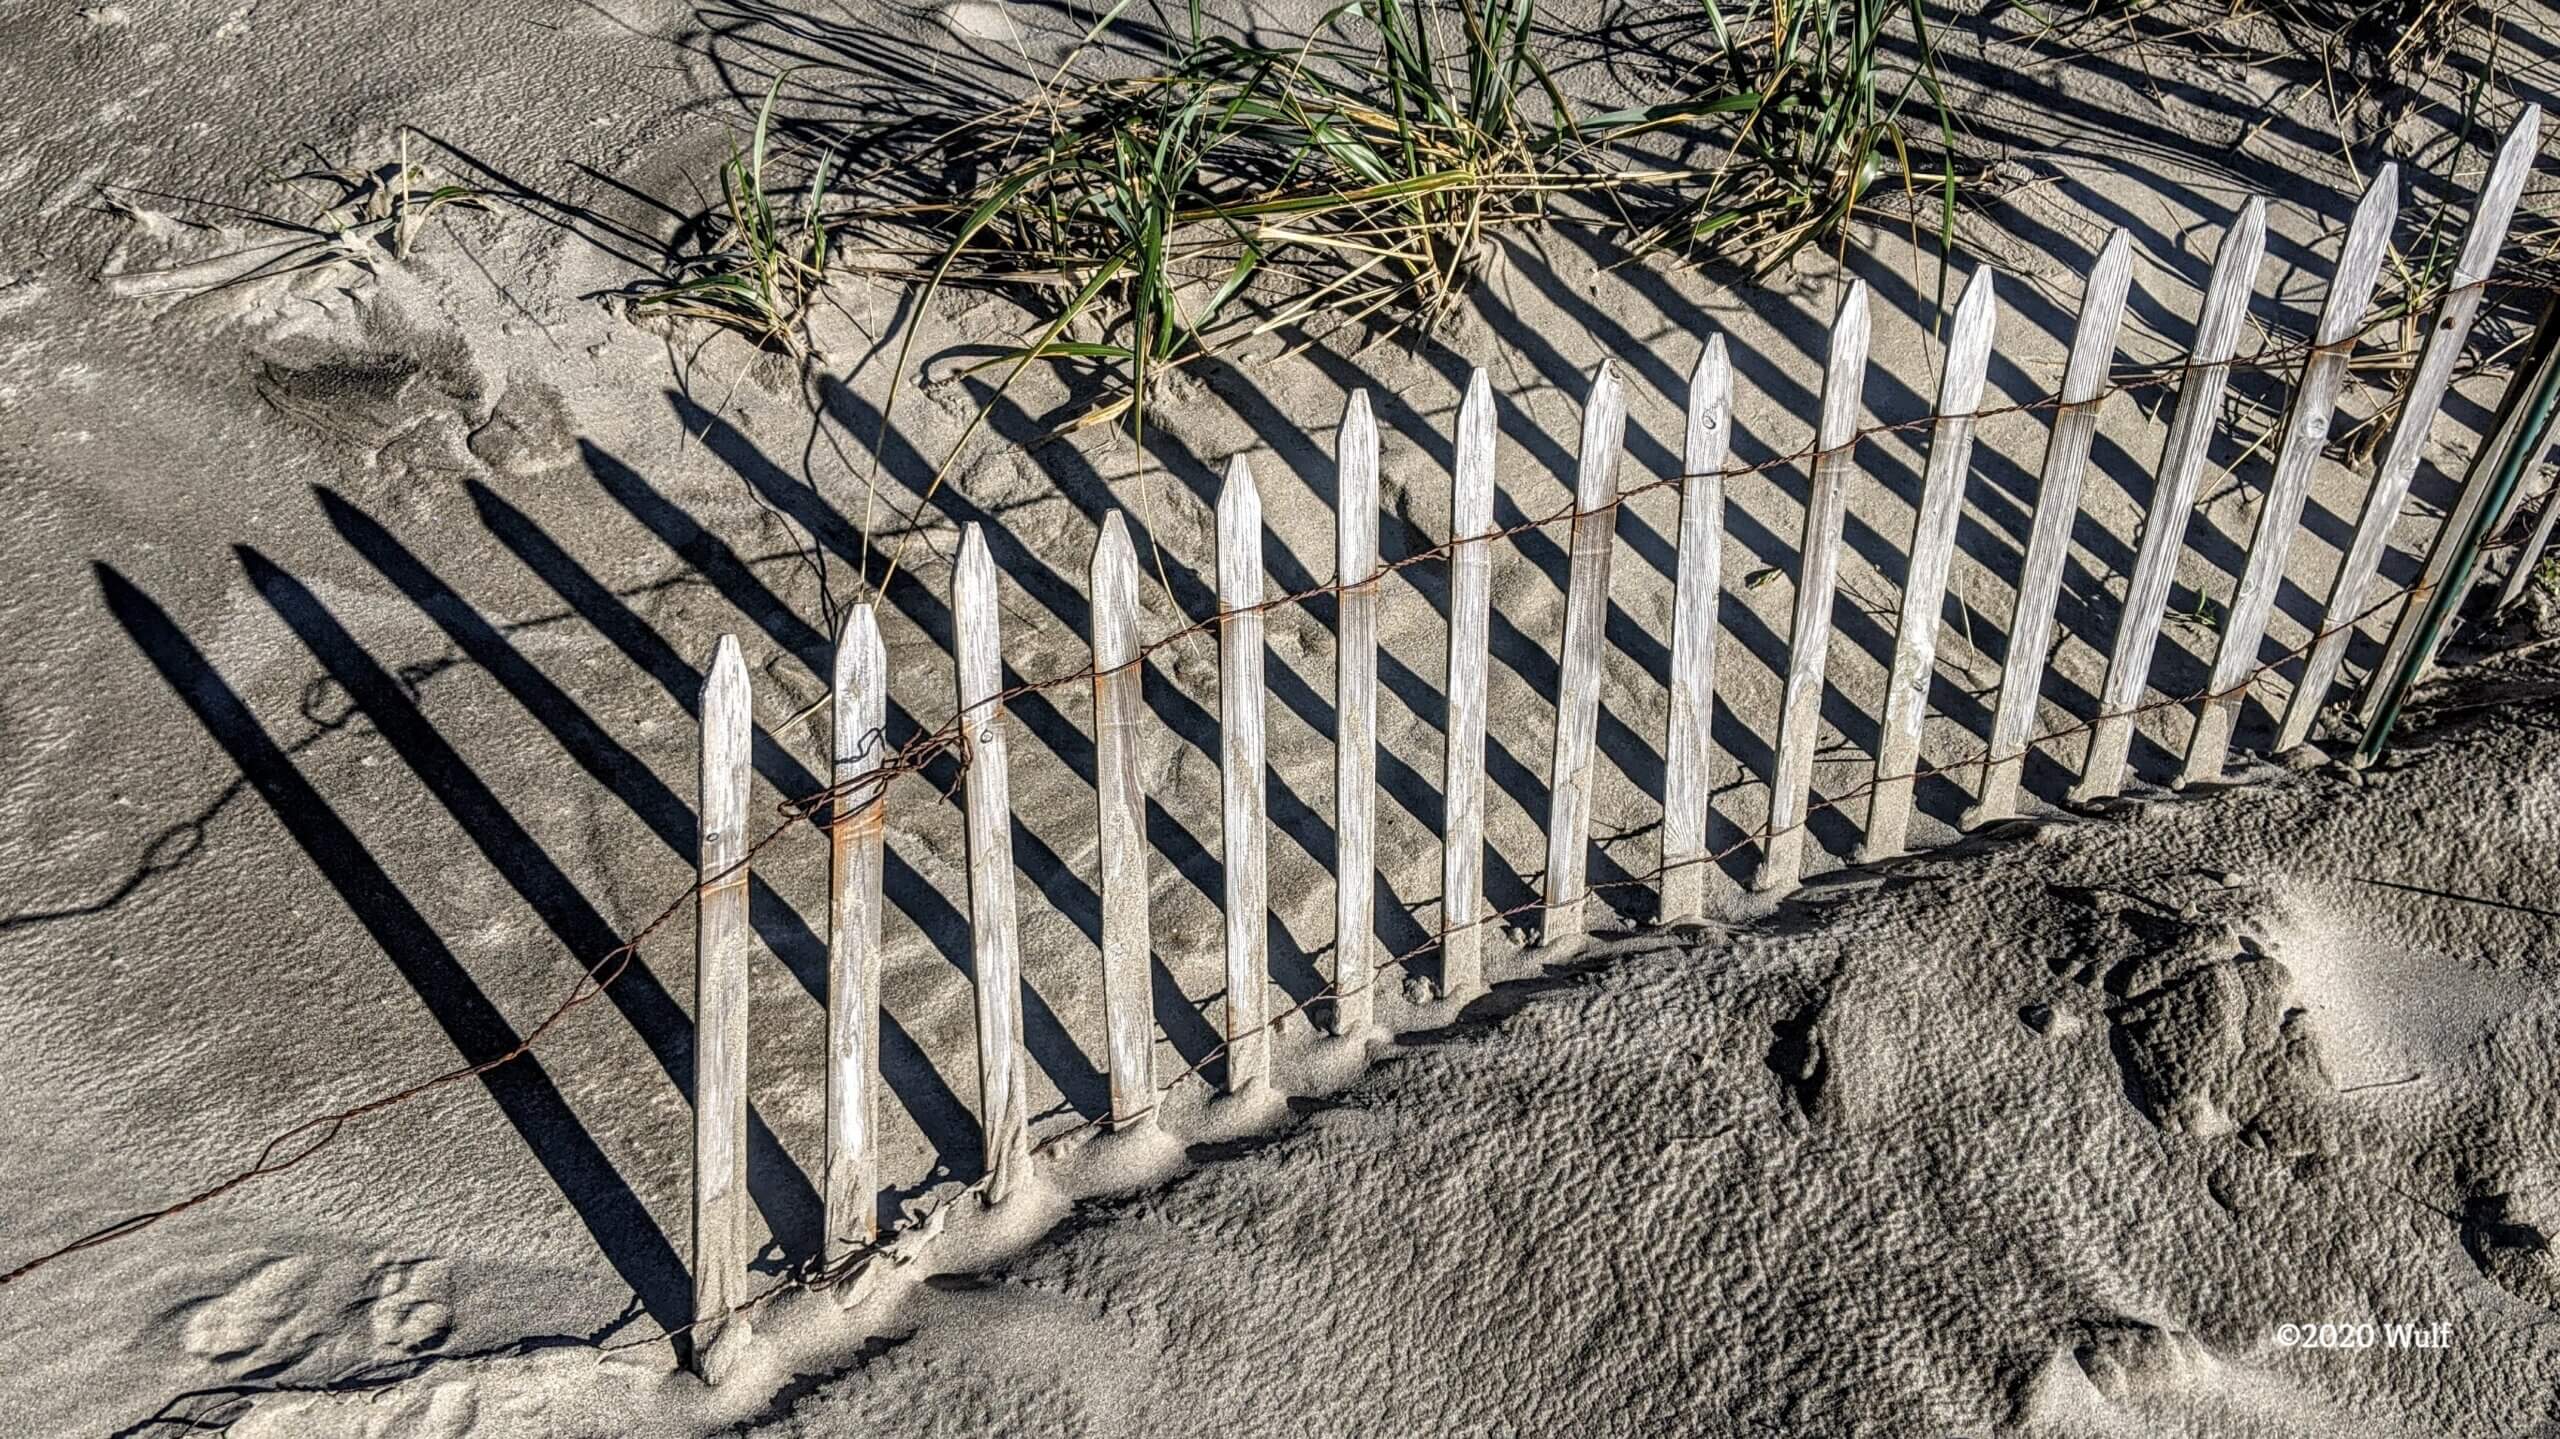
[629, 77, 839, 361]
[1618, 0, 1954, 276]
[882, 0, 1609, 436]
[637, 0, 1960, 435]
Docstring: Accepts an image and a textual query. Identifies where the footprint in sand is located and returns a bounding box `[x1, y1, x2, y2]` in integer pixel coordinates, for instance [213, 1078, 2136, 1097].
[2460, 1193, 2558, 1306]
[368, 1257, 455, 1354]
[940, 2, 1024, 44]
[167, 1251, 454, 1380]
[2073, 1319, 2205, 1401]
[174, 1255, 328, 1376]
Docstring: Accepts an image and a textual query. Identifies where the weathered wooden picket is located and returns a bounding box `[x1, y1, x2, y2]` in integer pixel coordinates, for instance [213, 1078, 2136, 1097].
[1965, 229, 2131, 827]
[1753, 281, 1866, 895]
[825, 607, 885, 1259]
[693, 636, 752, 1355]
[2286, 113, 2542, 750]
[2071, 196, 2268, 803]
[1440, 371, 1498, 998]
[2180, 167, 2398, 785]
[1090, 515, 1155, 1127]
[682, 107, 2546, 1371]
[1863, 268, 1997, 860]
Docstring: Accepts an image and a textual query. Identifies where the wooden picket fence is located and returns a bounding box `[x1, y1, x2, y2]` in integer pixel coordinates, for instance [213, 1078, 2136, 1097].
[680, 107, 2545, 1367]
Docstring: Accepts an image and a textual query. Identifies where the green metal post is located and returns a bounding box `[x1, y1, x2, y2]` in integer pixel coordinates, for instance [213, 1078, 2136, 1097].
[2357, 298, 2560, 764]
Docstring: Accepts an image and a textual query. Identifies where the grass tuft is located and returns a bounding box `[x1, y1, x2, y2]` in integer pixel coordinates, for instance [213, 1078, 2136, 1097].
[886, 0, 1592, 434]
[1617, 0, 1956, 277]
[98, 131, 485, 296]
[636, 0, 1963, 432]
[629, 74, 839, 361]
[863, 0, 1959, 437]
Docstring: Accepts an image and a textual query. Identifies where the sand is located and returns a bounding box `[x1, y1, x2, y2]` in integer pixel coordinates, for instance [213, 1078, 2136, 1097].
[123, 641, 2560, 1439]
[3, 1, 2558, 1434]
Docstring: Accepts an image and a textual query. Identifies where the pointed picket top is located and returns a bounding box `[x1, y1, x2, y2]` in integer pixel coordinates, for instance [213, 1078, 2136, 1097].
[2455, 105, 2543, 289]
[1576, 357, 1631, 506]
[705, 633, 749, 724]
[1340, 390, 1379, 540]
[954, 525, 1004, 712]
[1687, 334, 1731, 476]
[1755, 280, 1872, 894]
[833, 607, 884, 731]
[2285, 108, 2538, 751]
[2181, 168, 2398, 785]
[1662, 333, 1731, 923]
[1818, 280, 1873, 451]
[1337, 387, 1380, 594]
[1441, 368, 1497, 999]
[956, 524, 994, 612]
[2060, 230, 2136, 406]
[1454, 368, 1496, 537]
[828, 603, 887, 779]
[1093, 512, 1141, 652]
[1218, 454, 1263, 569]
[823, 604, 887, 1259]
[1862, 267, 1999, 860]
[2193, 197, 2270, 363]
[830, 605, 887, 789]
[1542, 356, 1630, 940]
[1938, 266, 2000, 413]
[1969, 232, 2132, 826]
[2314, 164, 2400, 346]
[2072, 199, 2267, 803]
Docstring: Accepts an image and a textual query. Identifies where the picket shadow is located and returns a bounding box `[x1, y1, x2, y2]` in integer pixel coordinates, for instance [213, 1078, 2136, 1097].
[96, 563, 693, 1338]
[238, 540, 830, 1261]
[462, 476, 987, 1186]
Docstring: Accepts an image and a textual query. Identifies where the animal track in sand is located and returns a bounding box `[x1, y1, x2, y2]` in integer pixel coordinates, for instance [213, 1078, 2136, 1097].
[2008, 1314, 2216, 1426]
[2036, 874, 2343, 1156]
[2105, 950, 2338, 1155]
[243, 296, 573, 486]
[1764, 997, 1828, 1122]
[2459, 1193, 2558, 1306]
[368, 1256, 456, 1353]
